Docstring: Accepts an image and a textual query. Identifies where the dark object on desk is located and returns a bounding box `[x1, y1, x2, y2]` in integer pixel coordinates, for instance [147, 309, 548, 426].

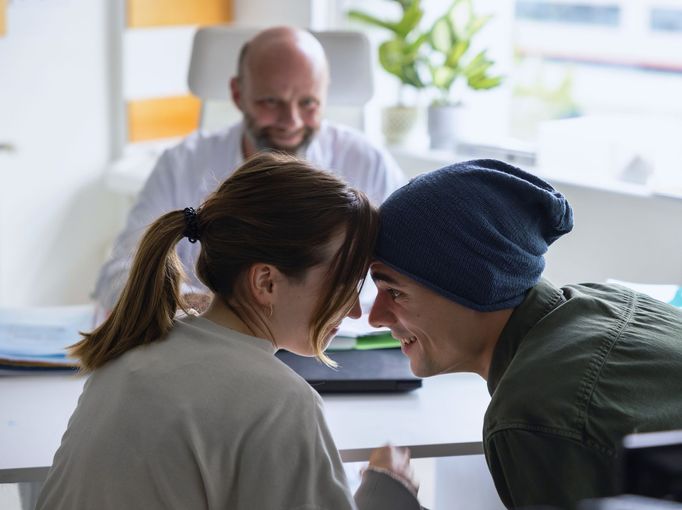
[620, 429, 682, 502]
[0, 364, 77, 373]
[0, 362, 78, 375]
[276, 348, 422, 393]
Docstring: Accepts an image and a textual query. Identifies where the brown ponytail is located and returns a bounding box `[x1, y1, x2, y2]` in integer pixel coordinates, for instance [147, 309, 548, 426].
[71, 211, 189, 371]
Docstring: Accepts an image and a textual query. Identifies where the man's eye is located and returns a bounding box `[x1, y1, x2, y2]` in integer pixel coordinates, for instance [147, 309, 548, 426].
[388, 289, 403, 300]
[300, 98, 319, 110]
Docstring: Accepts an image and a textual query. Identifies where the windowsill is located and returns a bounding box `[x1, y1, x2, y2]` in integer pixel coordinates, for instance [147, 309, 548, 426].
[105, 140, 682, 202]
[388, 146, 682, 201]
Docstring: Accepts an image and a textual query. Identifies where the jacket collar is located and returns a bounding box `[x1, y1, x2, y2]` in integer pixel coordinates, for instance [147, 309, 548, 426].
[487, 279, 566, 395]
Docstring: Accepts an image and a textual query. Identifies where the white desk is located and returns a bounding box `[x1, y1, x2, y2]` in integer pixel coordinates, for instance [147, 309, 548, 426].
[0, 372, 490, 484]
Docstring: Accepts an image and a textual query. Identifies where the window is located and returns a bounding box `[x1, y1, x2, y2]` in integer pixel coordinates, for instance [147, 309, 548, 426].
[651, 7, 682, 33]
[515, 1, 620, 27]
[339, 0, 682, 191]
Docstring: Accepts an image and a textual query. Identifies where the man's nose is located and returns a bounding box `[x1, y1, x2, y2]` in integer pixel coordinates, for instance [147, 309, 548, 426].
[278, 103, 303, 129]
[368, 293, 393, 328]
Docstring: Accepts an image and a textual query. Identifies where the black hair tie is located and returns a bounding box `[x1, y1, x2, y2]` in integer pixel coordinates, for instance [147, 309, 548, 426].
[183, 207, 200, 243]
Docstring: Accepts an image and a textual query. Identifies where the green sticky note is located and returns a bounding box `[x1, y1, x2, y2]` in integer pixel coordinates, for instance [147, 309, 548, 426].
[355, 333, 401, 350]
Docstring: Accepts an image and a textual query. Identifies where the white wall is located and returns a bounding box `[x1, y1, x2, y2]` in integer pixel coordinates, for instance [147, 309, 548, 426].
[233, 0, 318, 28]
[0, 0, 123, 306]
[544, 183, 682, 286]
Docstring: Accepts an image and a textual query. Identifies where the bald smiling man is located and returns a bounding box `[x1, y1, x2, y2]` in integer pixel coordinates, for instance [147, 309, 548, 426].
[95, 26, 405, 311]
[232, 26, 330, 157]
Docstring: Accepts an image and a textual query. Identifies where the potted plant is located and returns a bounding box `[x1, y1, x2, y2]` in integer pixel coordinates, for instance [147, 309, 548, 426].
[347, 0, 428, 145]
[425, 0, 503, 149]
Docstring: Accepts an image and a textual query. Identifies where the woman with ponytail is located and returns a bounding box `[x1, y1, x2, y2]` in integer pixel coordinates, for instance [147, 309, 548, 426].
[36, 152, 420, 510]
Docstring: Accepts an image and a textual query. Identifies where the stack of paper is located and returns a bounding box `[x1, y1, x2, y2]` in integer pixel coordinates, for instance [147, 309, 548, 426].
[0, 304, 94, 372]
[327, 314, 400, 351]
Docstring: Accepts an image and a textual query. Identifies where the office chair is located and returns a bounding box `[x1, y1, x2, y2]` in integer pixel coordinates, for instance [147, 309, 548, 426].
[578, 429, 682, 510]
[187, 25, 374, 131]
[620, 429, 682, 502]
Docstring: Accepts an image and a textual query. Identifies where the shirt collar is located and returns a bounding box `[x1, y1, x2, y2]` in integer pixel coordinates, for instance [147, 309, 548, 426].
[487, 279, 566, 395]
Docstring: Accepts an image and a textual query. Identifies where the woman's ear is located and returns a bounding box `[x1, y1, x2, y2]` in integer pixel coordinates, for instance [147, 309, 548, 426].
[246, 263, 277, 306]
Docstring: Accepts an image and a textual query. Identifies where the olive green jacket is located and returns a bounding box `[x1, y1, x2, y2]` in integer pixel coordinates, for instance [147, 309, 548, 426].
[484, 280, 682, 509]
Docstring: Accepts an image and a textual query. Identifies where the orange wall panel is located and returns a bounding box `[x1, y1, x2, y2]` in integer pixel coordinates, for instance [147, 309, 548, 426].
[0, 0, 7, 37]
[128, 95, 201, 143]
[127, 0, 232, 28]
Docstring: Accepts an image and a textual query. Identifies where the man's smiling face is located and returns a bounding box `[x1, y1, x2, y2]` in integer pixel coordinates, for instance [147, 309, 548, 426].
[368, 261, 504, 378]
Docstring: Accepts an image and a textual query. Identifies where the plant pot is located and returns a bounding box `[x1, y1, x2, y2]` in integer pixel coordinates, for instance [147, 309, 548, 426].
[382, 106, 419, 146]
[428, 104, 460, 151]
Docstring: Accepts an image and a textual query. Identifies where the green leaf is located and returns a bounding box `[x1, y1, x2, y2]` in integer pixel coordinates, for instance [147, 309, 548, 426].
[447, 0, 472, 39]
[461, 50, 492, 77]
[406, 32, 429, 54]
[347, 10, 399, 33]
[467, 74, 503, 90]
[401, 64, 425, 88]
[379, 39, 406, 76]
[394, 0, 424, 38]
[445, 40, 469, 68]
[432, 66, 457, 90]
[429, 17, 453, 53]
[378, 39, 425, 88]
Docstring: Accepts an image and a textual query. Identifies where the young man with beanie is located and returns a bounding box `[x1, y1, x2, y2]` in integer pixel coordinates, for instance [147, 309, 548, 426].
[368, 159, 682, 510]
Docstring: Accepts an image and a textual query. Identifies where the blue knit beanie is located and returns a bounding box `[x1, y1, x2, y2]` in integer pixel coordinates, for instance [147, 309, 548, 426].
[375, 159, 573, 311]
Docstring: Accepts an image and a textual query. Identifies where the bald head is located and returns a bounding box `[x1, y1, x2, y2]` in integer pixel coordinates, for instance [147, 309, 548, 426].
[230, 26, 329, 158]
[237, 27, 329, 84]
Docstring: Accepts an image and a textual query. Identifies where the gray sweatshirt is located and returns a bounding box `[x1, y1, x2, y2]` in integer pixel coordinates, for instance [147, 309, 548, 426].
[37, 316, 419, 510]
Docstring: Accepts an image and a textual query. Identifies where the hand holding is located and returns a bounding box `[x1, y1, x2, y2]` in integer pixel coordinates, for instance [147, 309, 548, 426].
[366, 445, 419, 496]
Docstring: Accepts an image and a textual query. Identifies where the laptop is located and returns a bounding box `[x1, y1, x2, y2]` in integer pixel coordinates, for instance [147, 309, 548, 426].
[276, 348, 422, 393]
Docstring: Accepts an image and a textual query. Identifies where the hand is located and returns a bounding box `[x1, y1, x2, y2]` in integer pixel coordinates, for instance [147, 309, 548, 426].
[366, 445, 419, 495]
[182, 292, 212, 314]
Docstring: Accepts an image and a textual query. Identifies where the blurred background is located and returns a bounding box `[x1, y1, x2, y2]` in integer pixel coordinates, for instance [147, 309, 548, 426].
[1, 0, 681, 305]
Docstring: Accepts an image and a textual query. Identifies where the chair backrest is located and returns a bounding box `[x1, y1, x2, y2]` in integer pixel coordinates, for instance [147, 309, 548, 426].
[187, 26, 374, 131]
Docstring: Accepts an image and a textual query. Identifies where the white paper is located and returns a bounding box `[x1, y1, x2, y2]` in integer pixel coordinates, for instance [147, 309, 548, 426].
[0, 304, 94, 359]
